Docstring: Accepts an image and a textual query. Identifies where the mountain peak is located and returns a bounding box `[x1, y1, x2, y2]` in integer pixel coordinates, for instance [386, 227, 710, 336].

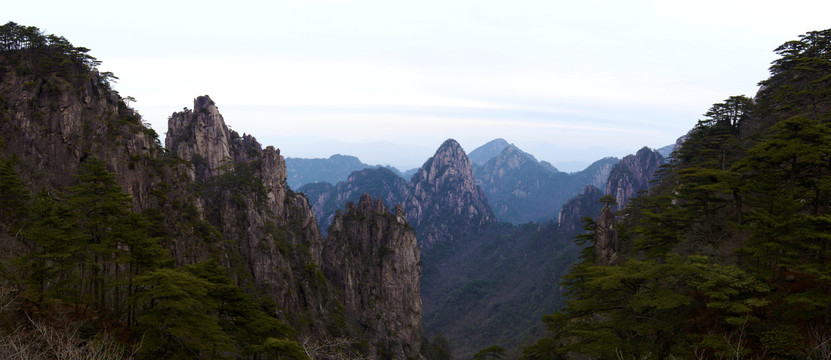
[437, 138, 465, 155]
[166, 95, 233, 181]
[417, 139, 471, 182]
[469, 138, 512, 165]
[409, 139, 493, 247]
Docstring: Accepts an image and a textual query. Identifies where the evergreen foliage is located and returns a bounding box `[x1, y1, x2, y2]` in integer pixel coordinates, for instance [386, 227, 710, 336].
[1, 154, 306, 359]
[525, 27, 831, 359]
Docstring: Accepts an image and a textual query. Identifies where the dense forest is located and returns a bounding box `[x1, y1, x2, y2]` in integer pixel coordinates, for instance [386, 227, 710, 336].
[523, 29, 831, 359]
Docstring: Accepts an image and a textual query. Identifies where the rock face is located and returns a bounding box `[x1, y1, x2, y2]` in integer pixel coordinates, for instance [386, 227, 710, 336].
[605, 147, 664, 212]
[578, 157, 618, 190]
[0, 55, 161, 210]
[594, 203, 619, 265]
[323, 194, 423, 359]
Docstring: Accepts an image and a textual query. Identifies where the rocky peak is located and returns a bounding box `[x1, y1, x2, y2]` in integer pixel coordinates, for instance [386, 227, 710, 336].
[409, 139, 493, 246]
[166, 95, 232, 181]
[605, 147, 664, 211]
[413, 139, 474, 192]
[323, 194, 423, 359]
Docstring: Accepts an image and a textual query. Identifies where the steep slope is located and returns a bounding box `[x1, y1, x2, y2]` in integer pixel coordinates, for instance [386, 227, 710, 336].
[421, 148, 655, 358]
[323, 194, 423, 359]
[300, 139, 645, 357]
[420, 220, 579, 359]
[568, 157, 618, 190]
[556, 150, 663, 235]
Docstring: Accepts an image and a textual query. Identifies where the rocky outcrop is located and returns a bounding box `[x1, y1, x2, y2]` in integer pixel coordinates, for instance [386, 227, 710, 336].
[164, 96, 336, 330]
[165, 96, 233, 182]
[408, 139, 493, 246]
[323, 194, 423, 359]
[557, 185, 603, 234]
[605, 147, 664, 212]
[594, 203, 619, 265]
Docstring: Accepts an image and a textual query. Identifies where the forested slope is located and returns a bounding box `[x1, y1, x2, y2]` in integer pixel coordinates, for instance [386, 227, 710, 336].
[524, 28, 831, 360]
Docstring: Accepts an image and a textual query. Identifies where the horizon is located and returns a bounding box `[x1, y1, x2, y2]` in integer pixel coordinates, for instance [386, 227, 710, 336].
[7, 1, 831, 171]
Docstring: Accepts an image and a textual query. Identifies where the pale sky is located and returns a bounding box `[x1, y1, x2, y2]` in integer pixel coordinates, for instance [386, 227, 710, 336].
[7, 1, 831, 171]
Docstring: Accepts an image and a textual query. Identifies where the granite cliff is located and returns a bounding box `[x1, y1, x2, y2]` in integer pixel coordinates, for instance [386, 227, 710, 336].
[323, 194, 423, 359]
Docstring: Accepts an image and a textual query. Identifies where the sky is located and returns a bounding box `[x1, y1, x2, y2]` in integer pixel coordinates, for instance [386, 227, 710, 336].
[7, 1, 831, 171]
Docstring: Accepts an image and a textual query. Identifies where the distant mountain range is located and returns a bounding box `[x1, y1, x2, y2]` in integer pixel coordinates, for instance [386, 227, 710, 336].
[285, 154, 415, 189]
[290, 139, 670, 225]
[472, 141, 619, 224]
